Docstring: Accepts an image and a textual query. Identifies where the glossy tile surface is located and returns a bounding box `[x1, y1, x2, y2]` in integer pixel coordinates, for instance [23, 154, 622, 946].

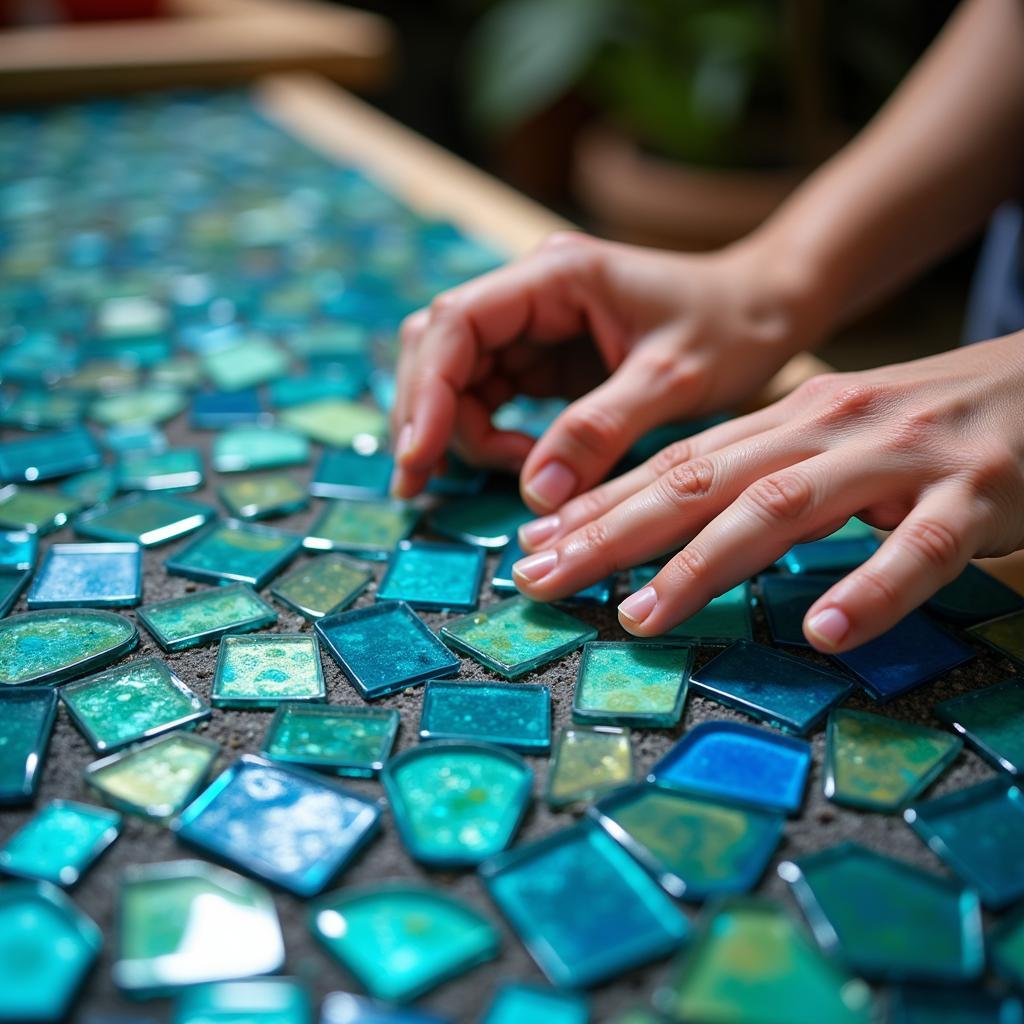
[90, 388, 186, 427]
[118, 448, 203, 492]
[303, 499, 418, 561]
[377, 540, 485, 612]
[270, 553, 372, 620]
[757, 573, 838, 648]
[0, 528, 37, 571]
[60, 466, 118, 507]
[969, 610, 1024, 668]
[202, 336, 289, 392]
[310, 448, 393, 499]
[174, 979, 312, 1024]
[191, 389, 266, 429]
[630, 570, 752, 642]
[27, 542, 142, 608]
[777, 518, 879, 574]
[481, 983, 588, 1024]
[278, 398, 387, 449]
[0, 687, 57, 803]
[494, 539, 613, 606]
[419, 679, 550, 752]
[212, 634, 325, 708]
[427, 493, 532, 548]
[219, 474, 309, 521]
[165, 520, 301, 589]
[545, 726, 633, 809]
[0, 484, 76, 534]
[211, 427, 310, 473]
[926, 563, 1024, 624]
[0, 426, 102, 483]
[76, 493, 214, 547]
[138, 583, 277, 651]
[935, 676, 1024, 776]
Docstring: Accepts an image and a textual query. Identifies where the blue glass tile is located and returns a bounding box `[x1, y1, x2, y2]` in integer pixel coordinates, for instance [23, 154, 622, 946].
[138, 584, 278, 652]
[377, 540, 485, 612]
[118, 448, 203, 492]
[320, 992, 451, 1024]
[0, 389, 83, 431]
[757, 573, 838, 648]
[427, 493, 532, 548]
[481, 983, 588, 1024]
[269, 374, 365, 408]
[926, 563, 1024, 625]
[27, 542, 142, 608]
[191, 389, 267, 429]
[165, 520, 302, 589]
[0, 568, 29, 617]
[0, 529, 36, 572]
[173, 979, 312, 1024]
[419, 679, 551, 752]
[630, 567, 752, 642]
[494, 539, 613, 606]
[0, 687, 57, 804]
[0, 426, 102, 483]
[934, 676, 1024, 776]
[650, 721, 811, 814]
[76, 493, 215, 547]
[887, 986, 1023, 1024]
[777, 519, 880, 574]
[310, 449, 393, 499]
[426, 454, 488, 498]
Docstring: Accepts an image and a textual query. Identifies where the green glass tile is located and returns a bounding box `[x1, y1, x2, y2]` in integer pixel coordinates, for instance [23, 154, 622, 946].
[279, 399, 387, 449]
[0, 688, 57, 804]
[89, 387, 187, 427]
[76, 493, 215, 546]
[546, 725, 633, 809]
[573, 642, 692, 727]
[0, 426, 102, 483]
[427, 493, 532, 548]
[780, 842, 984, 982]
[291, 324, 368, 362]
[441, 597, 597, 679]
[824, 709, 962, 812]
[631, 568, 752, 642]
[27, 541, 142, 609]
[165, 520, 302, 589]
[0, 389, 83, 430]
[419, 679, 550, 752]
[61, 656, 210, 752]
[992, 906, 1024, 991]
[377, 540, 485, 612]
[118, 448, 203, 492]
[969, 610, 1024, 669]
[604, 1008, 665, 1024]
[926, 563, 1024, 625]
[0, 528, 36, 572]
[138, 583, 277, 651]
[212, 427, 310, 473]
[174, 979, 312, 1024]
[0, 799, 120, 886]
[270, 553, 372, 620]
[310, 884, 499, 1003]
[935, 676, 1024, 776]
[309, 449, 392, 499]
[656, 898, 872, 1024]
[482, 983, 589, 1024]
[202, 337, 290, 392]
[0, 569, 30, 618]
[219, 475, 309, 521]
[0, 484, 77, 535]
[887, 985, 1023, 1024]
[304, 499, 418, 561]
[60, 466, 118, 507]
[212, 634, 325, 708]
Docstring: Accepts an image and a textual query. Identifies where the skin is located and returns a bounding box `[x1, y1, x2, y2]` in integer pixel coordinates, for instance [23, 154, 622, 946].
[391, 0, 1024, 653]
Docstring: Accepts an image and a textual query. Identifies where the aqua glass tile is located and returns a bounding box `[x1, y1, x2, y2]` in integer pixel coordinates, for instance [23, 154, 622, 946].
[114, 860, 284, 998]
[0, 800, 120, 886]
[825, 709, 961, 812]
[992, 906, 1024, 992]
[377, 540, 485, 612]
[202, 337, 290, 392]
[650, 721, 811, 815]
[27, 542, 142, 609]
[573, 641, 692, 727]
[777, 518, 880, 574]
[310, 449, 393, 499]
[927, 564, 1024, 625]
[304, 499, 418, 561]
[211, 427, 310, 473]
[546, 725, 633, 809]
[480, 822, 689, 988]
[212, 634, 325, 708]
[780, 842, 984, 982]
[0, 426, 102, 483]
[656, 898, 872, 1024]
[61, 466, 119, 507]
[0, 485, 76, 535]
[152, 356, 203, 392]
[0, 388, 83, 430]
[104, 423, 168, 454]
[494, 539, 613, 606]
[419, 679, 550, 752]
[0, 881, 102, 1022]
[279, 399, 387, 449]
[320, 992, 451, 1024]
[482, 983, 589, 1024]
[426, 453, 488, 498]
[270, 553, 372, 620]
[174, 979, 312, 1024]
[905, 777, 1024, 908]
[757, 573, 837, 648]
[589, 783, 783, 901]
[315, 601, 459, 699]
[118, 448, 203, 492]
[165, 520, 302, 589]
[630, 568, 752, 642]
[441, 597, 596, 679]
[887, 986, 1023, 1024]
[76, 493, 215, 547]
[969, 610, 1024, 669]
[0, 608, 138, 686]
[310, 884, 499, 1003]
[427, 493, 532, 548]
[138, 583, 277, 651]
[0, 569, 29, 617]
[260, 703, 399, 777]
[935, 676, 1024, 776]
[191, 389, 267, 429]
[0, 528, 36, 572]
[219, 475, 308, 521]
[61, 656, 210, 753]
[89, 388, 187, 428]
[382, 741, 532, 866]
[269, 374, 365, 408]
[493, 396, 566, 440]
[85, 733, 220, 821]
[0, 688, 57, 804]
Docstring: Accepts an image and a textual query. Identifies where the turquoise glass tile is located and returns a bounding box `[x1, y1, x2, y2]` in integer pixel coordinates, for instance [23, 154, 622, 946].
[278, 398, 387, 449]
[0, 688, 57, 804]
[969, 610, 1024, 669]
[777, 518, 879, 574]
[0, 528, 36, 571]
[546, 726, 634, 809]
[174, 979, 312, 1024]
[316, 600, 459, 699]
[887, 986, 1023, 1024]
[630, 569, 752, 642]
[270, 553, 372, 620]
[60, 465, 118, 507]
[89, 388, 187, 428]
[0, 484, 77, 535]
[104, 423, 168, 454]
[479, 822, 689, 988]
[935, 676, 1024, 776]
[418, 679, 550, 752]
[212, 634, 325, 708]
[27, 542, 142, 608]
[0, 799, 120, 886]
[0, 388, 83, 431]
[219, 474, 309, 521]
[377, 540, 485, 612]
[650, 721, 811, 815]
[0, 426, 102, 483]
[269, 374, 365, 408]
[191, 389, 267, 429]
[138, 583, 277, 652]
[202, 336, 289, 392]
[76, 493, 215, 547]
[493, 396, 565, 439]
[118, 448, 203, 492]
[304, 498, 418, 561]
[165, 520, 302, 589]
[310, 449, 393, 499]
[482, 983, 588, 1024]
[757, 572, 837, 648]
[321, 992, 450, 1023]
[992, 906, 1024, 992]
[0, 568, 29, 617]
[211, 427, 310, 473]
[926, 563, 1024, 624]
[493, 539, 613, 606]
[426, 453, 488, 498]
[427, 493, 532, 548]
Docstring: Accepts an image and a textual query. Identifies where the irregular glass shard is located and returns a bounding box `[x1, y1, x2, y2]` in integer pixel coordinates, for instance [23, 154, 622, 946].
[546, 725, 633, 809]
[165, 520, 302, 589]
[316, 601, 459, 699]
[279, 399, 387, 449]
[650, 721, 811, 815]
[427, 493, 532, 548]
[76, 493, 215, 547]
[27, 542, 142, 608]
[202, 337, 290, 392]
[0, 484, 77, 535]
[780, 842, 984, 982]
[0, 568, 30, 617]
[138, 583, 277, 651]
[191, 389, 268, 429]
[0, 528, 36, 572]
[310, 449, 393, 499]
[320, 991, 451, 1024]
[824, 709, 962, 812]
[969, 610, 1024, 669]
[926, 563, 1024, 624]
[212, 634, 325, 708]
[493, 538, 613, 605]
[887, 985, 1022, 1024]
[60, 465, 118, 507]
[304, 498, 418, 561]
[0, 687, 57, 804]
[0, 426, 102, 483]
[991, 906, 1024, 992]
[481, 983, 589, 1024]
[631, 569, 752, 642]
[777, 518, 880, 574]
[270, 553, 372, 620]
[174, 979, 313, 1024]
[480, 822, 689, 988]
[310, 884, 499, 1003]
[757, 573, 838, 648]
[61, 656, 210, 752]
[89, 388, 187, 427]
[419, 679, 550, 752]
[377, 540, 485, 612]
[935, 676, 1024, 776]
[118, 448, 203, 492]
[211, 427, 310, 473]
[219, 475, 309, 521]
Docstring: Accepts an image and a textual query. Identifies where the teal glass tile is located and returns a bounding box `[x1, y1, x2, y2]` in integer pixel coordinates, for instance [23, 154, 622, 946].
[0, 609, 138, 686]
[441, 597, 597, 680]
[202, 336, 290, 392]
[573, 641, 692, 727]
[0, 799, 120, 886]
[211, 427, 310, 473]
[76, 493, 215, 547]
[0, 688, 57, 804]
[780, 842, 984, 982]
[382, 741, 532, 866]
[152, 356, 203, 392]
[969, 610, 1024, 669]
[174, 979, 312, 1024]
[270, 553, 372, 620]
[650, 721, 811, 815]
[0, 568, 30, 617]
[426, 453, 488, 498]
[0, 528, 36, 572]
[316, 601, 459, 699]
[321, 992, 450, 1024]
[60, 466, 118, 507]
[0, 484, 77, 535]
[777, 518, 880, 574]
[419, 679, 550, 752]
[118, 448, 203, 492]
[217, 476, 308, 524]
[165, 520, 302, 589]
[427, 493, 532, 548]
[0, 426, 102, 483]
[992, 906, 1024, 992]
[138, 583, 277, 651]
[303, 499, 418, 561]
[493, 396, 565, 440]
[888, 986, 1023, 1024]
[588, 783, 783, 901]
[377, 540, 485, 612]
[260, 703, 399, 777]
[60, 656, 210, 753]
[310, 449, 393, 499]
[278, 399, 387, 449]
[269, 374, 365, 408]
[191, 389, 267, 429]
[757, 573, 838, 648]
[482, 983, 588, 1024]
[479, 822, 689, 988]
[546, 725, 634, 809]
[494, 539, 613, 606]
[310, 884, 499, 1003]
[926, 564, 1024, 624]
[69, 361, 140, 396]
[935, 676, 1024, 776]
[630, 570, 752, 642]
[27, 542, 142, 608]
[0, 388, 83, 431]
[212, 634, 325, 708]
[89, 388, 187, 428]
[104, 423, 168, 454]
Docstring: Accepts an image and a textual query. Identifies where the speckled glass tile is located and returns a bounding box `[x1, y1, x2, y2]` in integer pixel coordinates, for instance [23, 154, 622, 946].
[992, 906, 1024, 992]
[757, 573, 838, 648]
[219, 475, 308, 523]
[212, 634, 325, 708]
[0, 528, 36, 572]
[310, 884, 499, 1003]
[0, 799, 120, 886]
[427, 493, 532, 548]
[174, 979, 313, 1024]
[202, 337, 290, 392]
[261, 703, 399, 777]
[776, 518, 880, 574]
[165, 520, 302, 589]
[191, 389, 267, 429]
[969, 610, 1024, 669]
[118, 448, 203, 492]
[546, 725, 633, 809]
[138, 583, 277, 652]
[780, 842, 984, 982]
[61, 465, 119, 507]
[89, 388, 187, 428]
[887, 986, 1023, 1024]
[441, 596, 597, 679]
[0, 687, 57, 803]
[278, 399, 387, 449]
[0, 426, 102, 483]
[935, 676, 1024, 776]
[304, 499, 418, 561]
[61, 656, 210, 753]
[630, 569, 752, 642]
[211, 427, 310, 473]
[377, 540, 485, 612]
[315, 600, 459, 699]
[0, 388, 83, 430]
[927, 564, 1024, 625]
[480, 822, 689, 988]
[650, 721, 811, 815]
[419, 679, 550, 752]
[0, 484, 77, 534]
[76, 493, 215, 547]
[310, 449, 393, 499]
[494, 539, 613, 605]
[825, 709, 961, 812]
[482, 983, 589, 1024]
[270, 553, 372, 620]
[27, 542, 142, 609]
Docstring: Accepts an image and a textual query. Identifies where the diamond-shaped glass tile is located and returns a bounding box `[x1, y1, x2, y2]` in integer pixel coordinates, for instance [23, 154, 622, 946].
[303, 499, 418, 561]
[887, 985, 1022, 1024]
[27, 542, 142, 608]
[0, 426, 102, 483]
[0, 687, 57, 804]
[926, 564, 1024, 624]
[757, 573, 837, 648]
[630, 569, 752, 642]
[174, 979, 312, 1024]
[202, 337, 290, 392]
[777, 518, 879, 574]
[165, 520, 301, 589]
[211, 427, 309, 473]
[76, 493, 215, 547]
[0, 528, 36, 572]
[212, 634, 325, 708]
[935, 676, 1024, 776]
[279, 399, 387, 449]
[270, 553, 372, 620]
[546, 725, 633, 809]
[992, 906, 1024, 992]
[493, 539, 613, 606]
[138, 583, 277, 651]
[310, 449, 393, 499]
[481, 983, 588, 1024]
[377, 540, 485, 612]
[0, 484, 76, 535]
[419, 679, 550, 752]
[219, 475, 309, 522]
[969, 610, 1024, 669]
[191, 389, 267, 429]
[118, 448, 203, 492]
[428, 493, 532, 548]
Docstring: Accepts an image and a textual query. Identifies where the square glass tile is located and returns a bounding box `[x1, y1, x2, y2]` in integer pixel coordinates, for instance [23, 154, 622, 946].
[202, 337, 290, 392]
[0, 568, 29, 617]
[925, 563, 1024, 624]
[104, 423, 168, 453]
[377, 540, 485, 612]
[0, 484, 77, 535]
[212, 634, 325, 708]
[165, 520, 302, 589]
[0, 426, 102, 483]
[0, 687, 57, 803]
[278, 399, 387, 449]
[546, 726, 634, 809]
[757, 573, 838, 648]
[427, 453, 488, 498]
[0, 389, 83, 431]
[630, 569, 752, 642]
[310, 449, 393, 499]
[191, 389, 267, 429]
[887, 985, 1022, 1024]
[175, 979, 312, 1024]
[89, 387, 186, 428]
[118, 448, 203, 492]
[76, 493, 215, 547]
[482, 983, 588, 1024]
[269, 374, 364, 408]
[219, 474, 309, 521]
[935, 676, 1024, 776]
[494, 539, 613, 606]
[0, 528, 36, 572]
[61, 466, 118, 507]
[777, 518, 880, 574]
[138, 583, 277, 652]
[419, 680, 551, 753]
[969, 610, 1024, 669]
[427, 493, 532, 548]
[304, 499, 418, 561]
[270, 553, 372, 620]
[992, 907, 1024, 992]
[27, 542, 142, 608]
[211, 427, 310, 473]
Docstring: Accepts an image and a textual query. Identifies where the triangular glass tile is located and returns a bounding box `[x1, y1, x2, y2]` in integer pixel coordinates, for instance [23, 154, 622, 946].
[0, 687, 57, 804]
[757, 572, 839, 648]
[174, 979, 312, 1024]
[494, 539, 613, 606]
[76, 493, 215, 547]
[935, 676, 1024, 776]
[377, 540, 485, 612]
[219, 474, 309, 522]
[212, 634, 325, 708]
[926, 564, 1024, 624]
[776, 518, 879, 574]
[545, 726, 633, 809]
[303, 499, 418, 561]
[427, 493, 532, 548]
[138, 583, 277, 651]
[481, 983, 588, 1024]
[0, 528, 36, 572]
[321, 992, 451, 1024]
[991, 906, 1024, 992]
[270, 553, 372, 620]
[0, 484, 77, 535]
[630, 569, 752, 642]
[27, 542, 142, 609]
[165, 520, 302, 589]
[0, 426, 102, 483]
[969, 610, 1024, 669]
[211, 427, 310, 473]
[310, 448, 393, 499]
[118, 447, 203, 492]
[887, 985, 1023, 1024]
[278, 399, 387, 449]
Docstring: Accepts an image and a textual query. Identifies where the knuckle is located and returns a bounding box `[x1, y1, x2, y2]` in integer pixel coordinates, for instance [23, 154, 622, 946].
[570, 520, 610, 556]
[659, 457, 716, 506]
[559, 404, 621, 458]
[900, 517, 961, 569]
[964, 444, 1022, 499]
[881, 410, 939, 454]
[429, 290, 463, 320]
[564, 488, 607, 526]
[650, 440, 693, 476]
[745, 470, 815, 522]
[399, 308, 429, 346]
[794, 372, 842, 402]
[809, 380, 886, 427]
[663, 546, 710, 588]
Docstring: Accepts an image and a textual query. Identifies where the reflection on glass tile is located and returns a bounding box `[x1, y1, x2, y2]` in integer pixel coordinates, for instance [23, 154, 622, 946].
[630, 569, 752, 642]
[104, 423, 168, 454]
[969, 610, 1024, 669]
[481, 983, 588, 1024]
[303, 499, 418, 561]
[935, 676, 1024, 776]
[546, 726, 633, 809]
[27, 542, 142, 609]
[377, 540, 485, 612]
[0, 426, 102, 483]
[776, 518, 879, 575]
[174, 979, 313, 1024]
[270, 553, 372, 620]
[428, 493, 531, 548]
[138, 583, 277, 652]
[76, 493, 215, 547]
[320, 991, 451, 1024]
[118, 448, 203, 492]
[212, 634, 325, 708]
[211, 427, 309, 473]
[757, 573, 838, 648]
[219, 475, 308, 521]
[310, 449, 393, 499]
[165, 520, 302, 589]
[0, 528, 36, 572]
[279, 399, 387, 449]
[0, 484, 77, 535]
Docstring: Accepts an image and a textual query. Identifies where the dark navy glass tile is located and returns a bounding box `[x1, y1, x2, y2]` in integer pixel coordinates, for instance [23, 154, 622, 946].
[925, 563, 1024, 625]
[887, 985, 1022, 1024]
[757, 573, 839, 648]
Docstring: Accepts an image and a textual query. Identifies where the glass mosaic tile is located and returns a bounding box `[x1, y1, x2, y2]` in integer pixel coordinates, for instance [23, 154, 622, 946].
[927, 564, 1024, 624]
[777, 518, 880, 574]
[0, 388, 83, 430]
[152, 355, 202, 392]
[174, 979, 312, 1024]
[630, 569, 752, 642]
[887, 986, 1023, 1024]
[0, 484, 76, 534]
[61, 466, 119, 507]
[279, 399, 387, 449]
[382, 741, 532, 866]
[89, 388, 187, 428]
[61, 656, 210, 753]
[270, 553, 372, 620]
[546, 726, 633, 809]
[0, 528, 36, 572]
[114, 860, 284, 998]
[0, 687, 57, 804]
[780, 842, 984, 982]
[310, 884, 499, 1003]
[0, 568, 29, 617]
[320, 992, 451, 1024]
[480, 822, 689, 988]
[260, 703, 399, 777]
[104, 423, 168, 454]
[138, 583, 277, 651]
[212, 634, 325, 708]
[418, 679, 550, 752]
[310, 449, 393, 499]
[969, 610, 1024, 669]
[935, 676, 1024, 776]
[219, 475, 308, 522]
[303, 499, 418, 561]
[493, 539, 613, 606]
[589, 783, 783, 901]
[377, 540, 485, 612]
[427, 493, 532, 548]
[27, 542, 142, 609]
[650, 721, 811, 814]
[165, 520, 302, 589]
[191, 389, 268, 429]
[481, 983, 589, 1024]
[441, 596, 597, 679]
[315, 600, 459, 699]
[175, 755, 381, 897]
[269, 374, 365, 408]
[0, 426, 102, 483]
[202, 337, 290, 392]
[118, 448, 203, 492]
[0, 799, 120, 886]
[757, 572, 838, 648]
[211, 427, 310, 473]
[76, 493, 215, 547]
[69, 361, 140, 396]
[426, 454, 488, 498]
[992, 906, 1024, 992]
[825, 708, 962, 812]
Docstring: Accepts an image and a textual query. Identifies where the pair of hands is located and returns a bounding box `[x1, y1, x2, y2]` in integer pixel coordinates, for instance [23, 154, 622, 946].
[391, 232, 1024, 653]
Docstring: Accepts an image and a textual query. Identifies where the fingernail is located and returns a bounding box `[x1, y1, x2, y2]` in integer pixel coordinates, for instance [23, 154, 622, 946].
[618, 586, 657, 625]
[519, 515, 560, 549]
[512, 549, 558, 583]
[524, 460, 577, 510]
[806, 607, 850, 649]
[388, 467, 407, 499]
[394, 422, 414, 464]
